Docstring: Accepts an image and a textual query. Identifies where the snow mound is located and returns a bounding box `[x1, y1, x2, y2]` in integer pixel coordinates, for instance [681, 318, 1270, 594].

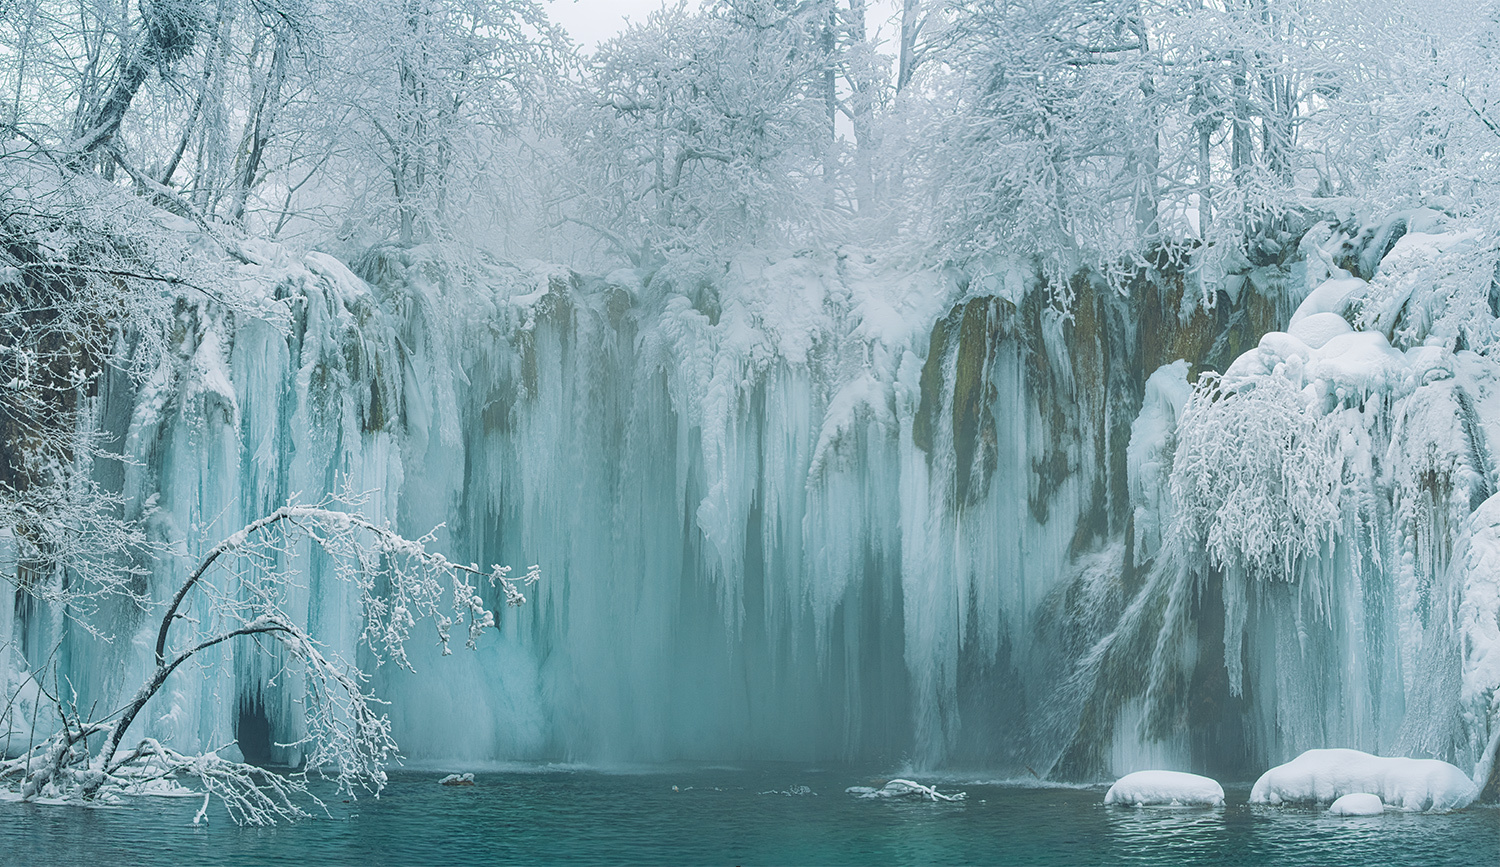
[845, 779, 966, 801]
[439, 773, 475, 786]
[1250, 749, 1476, 811]
[1287, 312, 1352, 350]
[1103, 770, 1225, 807]
[1328, 793, 1384, 816]
[1289, 276, 1367, 327]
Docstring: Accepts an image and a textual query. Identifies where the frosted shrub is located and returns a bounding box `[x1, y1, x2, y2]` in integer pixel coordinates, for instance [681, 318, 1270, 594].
[1170, 373, 1341, 581]
[1354, 229, 1500, 354]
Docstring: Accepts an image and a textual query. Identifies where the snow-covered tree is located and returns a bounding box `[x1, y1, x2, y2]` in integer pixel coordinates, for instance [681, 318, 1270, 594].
[929, 0, 1164, 284]
[1, 501, 537, 825]
[556, 2, 830, 266]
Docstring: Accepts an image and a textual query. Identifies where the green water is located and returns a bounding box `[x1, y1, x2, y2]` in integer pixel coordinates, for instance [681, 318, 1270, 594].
[1, 766, 1495, 865]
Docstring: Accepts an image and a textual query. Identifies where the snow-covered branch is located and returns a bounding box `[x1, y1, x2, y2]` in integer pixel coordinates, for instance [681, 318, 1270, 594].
[3, 500, 537, 825]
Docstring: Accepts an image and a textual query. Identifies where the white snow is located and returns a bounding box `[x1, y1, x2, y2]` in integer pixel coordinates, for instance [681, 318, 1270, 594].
[845, 779, 967, 801]
[1103, 770, 1225, 807]
[1250, 749, 1477, 812]
[1287, 312, 1353, 350]
[1328, 792, 1384, 815]
[1289, 275, 1368, 327]
[1313, 331, 1409, 396]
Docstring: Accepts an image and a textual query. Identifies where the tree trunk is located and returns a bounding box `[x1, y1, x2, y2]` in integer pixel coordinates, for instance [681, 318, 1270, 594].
[897, 0, 922, 93]
[1197, 120, 1213, 241]
[230, 23, 291, 224]
[1127, 7, 1160, 245]
[845, 0, 876, 211]
[821, 1, 839, 197]
[1231, 53, 1252, 179]
[72, 0, 205, 159]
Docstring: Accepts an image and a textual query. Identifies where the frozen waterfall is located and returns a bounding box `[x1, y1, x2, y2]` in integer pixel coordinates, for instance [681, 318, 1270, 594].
[3, 216, 1498, 795]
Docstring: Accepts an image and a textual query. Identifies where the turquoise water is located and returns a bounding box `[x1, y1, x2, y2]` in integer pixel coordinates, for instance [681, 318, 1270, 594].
[2, 766, 1496, 866]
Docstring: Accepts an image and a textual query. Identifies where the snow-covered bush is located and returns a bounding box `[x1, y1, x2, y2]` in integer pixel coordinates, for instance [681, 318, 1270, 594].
[1169, 372, 1341, 582]
[846, 779, 966, 802]
[0, 156, 194, 605]
[1354, 229, 1500, 354]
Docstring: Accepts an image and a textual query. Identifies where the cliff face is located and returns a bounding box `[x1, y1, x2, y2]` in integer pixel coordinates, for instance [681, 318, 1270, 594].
[4, 211, 1497, 788]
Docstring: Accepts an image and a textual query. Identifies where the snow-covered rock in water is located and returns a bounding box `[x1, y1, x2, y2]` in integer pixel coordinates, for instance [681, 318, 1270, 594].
[1328, 793, 1384, 816]
[1103, 770, 1225, 807]
[439, 773, 475, 786]
[1250, 749, 1477, 811]
[845, 779, 966, 802]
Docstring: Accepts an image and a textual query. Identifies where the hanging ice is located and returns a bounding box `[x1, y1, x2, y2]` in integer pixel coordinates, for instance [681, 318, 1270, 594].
[2, 211, 1498, 797]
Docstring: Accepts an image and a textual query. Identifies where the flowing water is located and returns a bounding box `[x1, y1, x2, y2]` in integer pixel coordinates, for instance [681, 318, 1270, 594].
[2, 766, 1495, 866]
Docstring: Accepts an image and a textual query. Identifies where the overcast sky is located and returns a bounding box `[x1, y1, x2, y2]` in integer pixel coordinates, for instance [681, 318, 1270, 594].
[547, 1, 904, 50]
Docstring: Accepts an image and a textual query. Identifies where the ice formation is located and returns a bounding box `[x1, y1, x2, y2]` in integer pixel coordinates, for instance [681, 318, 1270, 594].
[1103, 770, 1224, 807]
[2, 208, 1498, 794]
[1250, 749, 1476, 811]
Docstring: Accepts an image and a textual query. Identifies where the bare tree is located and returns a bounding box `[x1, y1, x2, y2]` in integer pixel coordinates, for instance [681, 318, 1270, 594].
[2, 502, 537, 825]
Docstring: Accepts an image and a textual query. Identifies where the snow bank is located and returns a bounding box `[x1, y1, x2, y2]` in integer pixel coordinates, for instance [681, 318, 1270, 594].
[1103, 770, 1225, 807]
[1250, 749, 1477, 811]
[1328, 793, 1384, 815]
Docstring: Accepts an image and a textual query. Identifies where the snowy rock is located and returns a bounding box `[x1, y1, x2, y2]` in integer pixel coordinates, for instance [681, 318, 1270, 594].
[845, 779, 966, 802]
[1290, 276, 1368, 327]
[439, 773, 476, 786]
[1103, 770, 1225, 807]
[1250, 749, 1477, 811]
[1328, 793, 1384, 815]
[1288, 312, 1353, 350]
[1313, 331, 1407, 395]
[1255, 330, 1313, 366]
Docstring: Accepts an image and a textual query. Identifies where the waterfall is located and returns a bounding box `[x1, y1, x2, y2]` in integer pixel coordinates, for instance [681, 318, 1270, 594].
[4, 217, 1498, 790]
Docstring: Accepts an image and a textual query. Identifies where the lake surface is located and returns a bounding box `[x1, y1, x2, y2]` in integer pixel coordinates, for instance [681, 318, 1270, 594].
[1, 765, 1496, 865]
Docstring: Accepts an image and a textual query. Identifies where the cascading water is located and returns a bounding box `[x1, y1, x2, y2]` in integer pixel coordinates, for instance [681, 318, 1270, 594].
[3, 213, 1498, 795]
